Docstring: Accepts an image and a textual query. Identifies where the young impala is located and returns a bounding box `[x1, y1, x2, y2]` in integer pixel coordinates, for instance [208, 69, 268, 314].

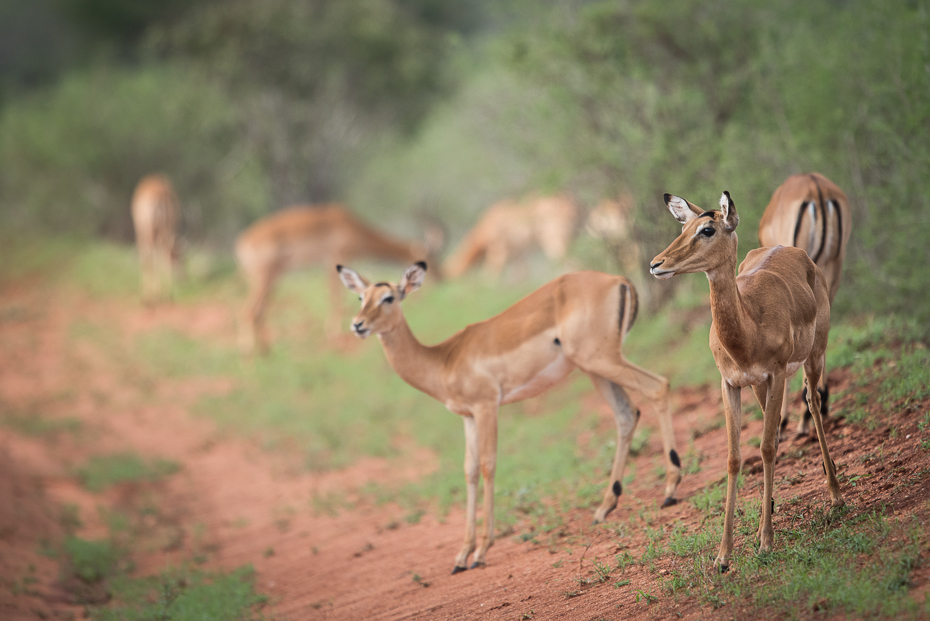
[131, 174, 180, 304]
[235, 204, 441, 355]
[758, 173, 852, 436]
[651, 191, 843, 572]
[338, 262, 682, 573]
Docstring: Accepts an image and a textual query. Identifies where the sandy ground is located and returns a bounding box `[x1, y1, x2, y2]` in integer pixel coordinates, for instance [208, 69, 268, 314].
[0, 280, 928, 620]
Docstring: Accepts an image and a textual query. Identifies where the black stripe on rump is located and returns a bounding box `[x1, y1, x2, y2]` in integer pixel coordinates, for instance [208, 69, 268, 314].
[810, 174, 827, 263]
[832, 200, 843, 261]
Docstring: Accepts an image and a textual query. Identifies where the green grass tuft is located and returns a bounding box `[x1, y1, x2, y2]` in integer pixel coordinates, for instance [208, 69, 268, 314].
[76, 452, 181, 492]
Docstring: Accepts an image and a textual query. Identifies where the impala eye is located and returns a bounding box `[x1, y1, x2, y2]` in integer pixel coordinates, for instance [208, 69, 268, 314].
[382, 295, 394, 305]
[700, 227, 715, 237]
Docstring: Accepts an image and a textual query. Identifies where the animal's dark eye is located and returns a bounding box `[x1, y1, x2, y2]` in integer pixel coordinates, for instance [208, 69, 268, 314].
[382, 296, 394, 304]
[700, 227, 715, 237]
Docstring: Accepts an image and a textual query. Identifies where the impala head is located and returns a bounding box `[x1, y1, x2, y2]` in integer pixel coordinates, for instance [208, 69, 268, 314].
[337, 262, 427, 338]
[650, 191, 740, 279]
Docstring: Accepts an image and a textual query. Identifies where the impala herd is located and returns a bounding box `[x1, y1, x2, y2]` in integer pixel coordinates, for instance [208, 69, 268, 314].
[132, 171, 851, 574]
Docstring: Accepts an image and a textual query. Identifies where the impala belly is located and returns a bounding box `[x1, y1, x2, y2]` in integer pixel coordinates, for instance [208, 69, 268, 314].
[500, 351, 575, 404]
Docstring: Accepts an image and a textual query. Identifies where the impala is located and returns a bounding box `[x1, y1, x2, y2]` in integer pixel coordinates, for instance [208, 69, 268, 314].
[651, 191, 843, 572]
[338, 262, 682, 573]
[131, 174, 180, 304]
[443, 195, 579, 278]
[235, 204, 440, 355]
[758, 173, 852, 436]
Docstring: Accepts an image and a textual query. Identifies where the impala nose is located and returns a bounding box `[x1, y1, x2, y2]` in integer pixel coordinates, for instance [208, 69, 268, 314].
[649, 259, 664, 272]
[353, 321, 364, 332]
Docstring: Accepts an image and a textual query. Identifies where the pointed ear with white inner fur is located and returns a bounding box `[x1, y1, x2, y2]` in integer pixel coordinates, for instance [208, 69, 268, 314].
[719, 191, 740, 231]
[337, 265, 369, 295]
[664, 193, 702, 224]
[398, 262, 427, 299]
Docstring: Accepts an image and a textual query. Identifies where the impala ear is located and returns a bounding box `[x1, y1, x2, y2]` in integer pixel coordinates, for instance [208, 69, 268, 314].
[398, 261, 427, 299]
[719, 191, 739, 231]
[664, 193, 702, 224]
[337, 265, 369, 294]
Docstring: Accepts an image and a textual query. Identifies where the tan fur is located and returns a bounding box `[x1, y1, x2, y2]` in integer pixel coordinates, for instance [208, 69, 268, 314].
[758, 173, 852, 435]
[235, 204, 438, 355]
[651, 191, 843, 572]
[338, 263, 681, 573]
[443, 195, 579, 278]
[131, 174, 179, 305]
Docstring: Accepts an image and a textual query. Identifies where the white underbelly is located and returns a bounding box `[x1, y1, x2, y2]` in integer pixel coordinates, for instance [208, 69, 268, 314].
[725, 361, 806, 388]
[501, 354, 576, 404]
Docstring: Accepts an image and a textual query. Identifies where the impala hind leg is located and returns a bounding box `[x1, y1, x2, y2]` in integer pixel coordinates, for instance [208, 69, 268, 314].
[588, 374, 639, 523]
[586, 357, 681, 506]
[804, 358, 844, 508]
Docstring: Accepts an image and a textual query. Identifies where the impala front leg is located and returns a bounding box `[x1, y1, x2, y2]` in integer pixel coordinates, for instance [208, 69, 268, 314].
[759, 372, 785, 553]
[453, 415, 479, 574]
[470, 405, 498, 569]
[716, 379, 743, 572]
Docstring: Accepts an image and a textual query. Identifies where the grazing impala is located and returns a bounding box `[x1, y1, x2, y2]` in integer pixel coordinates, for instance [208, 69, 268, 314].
[651, 191, 843, 572]
[235, 204, 440, 355]
[338, 262, 682, 573]
[758, 173, 852, 436]
[443, 195, 579, 278]
[131, 174, 180, 304]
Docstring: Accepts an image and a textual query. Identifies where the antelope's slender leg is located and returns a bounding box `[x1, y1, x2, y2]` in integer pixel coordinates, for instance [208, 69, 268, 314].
[805, 355, 844, 507]
[585, 356, 680, 505]
[470, 404, 499, 568]
[453, 415, 479, 573]
[239, 268, 275, 356]
[759, 371, 785, 553]
[588, 374, 639, 523]
[716, 378, 743, 572]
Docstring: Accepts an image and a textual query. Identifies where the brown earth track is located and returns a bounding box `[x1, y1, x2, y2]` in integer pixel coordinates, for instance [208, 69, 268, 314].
[0, 281, 928, 620]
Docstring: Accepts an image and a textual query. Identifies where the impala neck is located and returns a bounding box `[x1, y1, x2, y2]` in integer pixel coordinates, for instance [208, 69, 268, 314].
[377, 314, 446, 402]
[705, 247, 753, 362]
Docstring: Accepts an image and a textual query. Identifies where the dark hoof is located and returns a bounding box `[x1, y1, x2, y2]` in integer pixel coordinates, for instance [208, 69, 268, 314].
[661, 497, 678, 508]
[451, 565, 467, 575]
[469, 561, 486, 570]
[719, 563, 729, 574]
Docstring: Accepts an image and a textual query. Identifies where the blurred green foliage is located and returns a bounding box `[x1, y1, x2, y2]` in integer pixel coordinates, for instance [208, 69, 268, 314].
[0, 0, 928, 318]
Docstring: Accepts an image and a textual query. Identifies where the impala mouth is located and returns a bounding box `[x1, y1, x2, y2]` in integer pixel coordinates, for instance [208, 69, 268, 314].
[651, 268, 675, 280]
[351, 323, 371, 338]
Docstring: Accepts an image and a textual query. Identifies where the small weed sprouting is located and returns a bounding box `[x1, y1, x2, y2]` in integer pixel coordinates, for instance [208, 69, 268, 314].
[521, 610, 534, 620]
[634, 589, 658, 604]
[412, 573, 430, 588]
[263, 547, 274, 558]
[614, 579, 631, 589]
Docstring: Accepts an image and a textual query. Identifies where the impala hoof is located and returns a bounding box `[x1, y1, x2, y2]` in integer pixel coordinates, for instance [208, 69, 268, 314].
[718, 563, 729, 574]
[662, 497, 678, 508]
[469, 561, 486, 570]
[451, 565, 467, 575]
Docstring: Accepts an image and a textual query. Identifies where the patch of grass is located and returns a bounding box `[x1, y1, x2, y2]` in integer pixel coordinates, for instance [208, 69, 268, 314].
[92, 565, 268, 621]
[657, 505, 930, 619]
[76, 452, 180, 492]
[63, 536, 122, 583]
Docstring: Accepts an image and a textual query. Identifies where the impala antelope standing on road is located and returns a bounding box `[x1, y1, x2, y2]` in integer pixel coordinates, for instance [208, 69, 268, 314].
[443, 195, 579, 278]
[758, 173, 852, 436]
[338, 262, 682, 573]
[131, 174, 180, 305]
[651, 191, 843, 572]
[235, 204, 441, 355]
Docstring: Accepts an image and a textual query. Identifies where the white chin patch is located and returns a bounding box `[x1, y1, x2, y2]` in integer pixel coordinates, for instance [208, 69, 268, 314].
[651, 270, 675, 280]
